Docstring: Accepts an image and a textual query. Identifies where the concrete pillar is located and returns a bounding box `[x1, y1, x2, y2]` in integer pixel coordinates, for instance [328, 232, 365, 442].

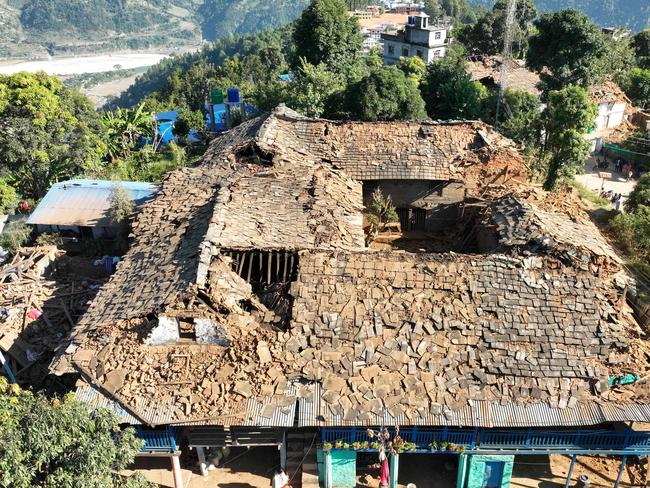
[324, 450, 333, 488]
[196, 446, 208, 477]
[171, 454, 183, 488]
[564, 455, 577, 488]
[457, 454, 468, 488]
[389, 453, 399, 488]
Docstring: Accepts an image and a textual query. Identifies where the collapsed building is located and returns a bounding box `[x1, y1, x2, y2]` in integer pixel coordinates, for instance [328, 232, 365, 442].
[50, 106, 650, 488]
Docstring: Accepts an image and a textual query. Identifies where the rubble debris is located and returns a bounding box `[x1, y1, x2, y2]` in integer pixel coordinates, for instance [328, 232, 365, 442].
[48, 106, 649, 426]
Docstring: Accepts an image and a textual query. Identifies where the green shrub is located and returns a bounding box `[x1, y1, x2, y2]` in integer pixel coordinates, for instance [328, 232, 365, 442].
[0, 219, 32, 252]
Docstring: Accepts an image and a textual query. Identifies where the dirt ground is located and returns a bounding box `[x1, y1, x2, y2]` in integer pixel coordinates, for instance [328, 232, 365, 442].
[125, 449, 646, 487]
[83, 73, 140, 107]
[356, 13, 409, 29]
[124, 446, 283, 487]
[511, 454, 643, 488]
[574, 155, 638, 206]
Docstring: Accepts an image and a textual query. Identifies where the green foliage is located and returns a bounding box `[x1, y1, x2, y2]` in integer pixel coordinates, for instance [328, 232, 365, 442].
[101, 103, 154, 161]
[543, 85, 597, 190]
[424, 0, 485, 24]
[0, 72, 106, 199]
[365, 188, 399, 239]
[292, 0, 363, 74]
[611, 207, 650, 261]
[457, 0, 537, 58]
[567, 180, 610, 207]
[197, 0, 309, 41]
[173, 109, 205, 140]
[421, 53, 490, 120]
[527, 9, 608, 92]
[0, 180, 20, 215]
[0, 377, 148, 488]
[599, 36, 638, 78]
[499, 89, 543, 148]
[0, 220, 32, 253]
[398, 56, 427, 85]
[288, 60, 345, 118]
[618, 68, 650, 109]
[625, 174, 650, 213]
[345, 67, 427, 121]
[633, 30, 650, 69]
[109, 182, 135, 224]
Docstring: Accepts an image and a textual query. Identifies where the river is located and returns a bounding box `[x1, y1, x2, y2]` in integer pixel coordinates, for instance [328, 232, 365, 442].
[0, 52, 169, 76]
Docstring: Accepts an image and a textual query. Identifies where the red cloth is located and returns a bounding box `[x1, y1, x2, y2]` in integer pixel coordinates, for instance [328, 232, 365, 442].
[380, 458, 390, 486]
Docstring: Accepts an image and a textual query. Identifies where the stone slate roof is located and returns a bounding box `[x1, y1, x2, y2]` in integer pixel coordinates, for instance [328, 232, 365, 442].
[466, 56, 541, 97]
[49, 106, 649, 427]
[288, 251, 635, 425]
[491, 195, 621, 264]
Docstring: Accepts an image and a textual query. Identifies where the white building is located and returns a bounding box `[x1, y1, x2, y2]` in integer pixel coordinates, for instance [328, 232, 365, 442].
[589, 80, 631, 131]
[381, 14, 453, 65]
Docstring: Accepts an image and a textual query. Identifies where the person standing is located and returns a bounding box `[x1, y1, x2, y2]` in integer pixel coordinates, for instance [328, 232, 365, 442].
[615, 195, 623, 212]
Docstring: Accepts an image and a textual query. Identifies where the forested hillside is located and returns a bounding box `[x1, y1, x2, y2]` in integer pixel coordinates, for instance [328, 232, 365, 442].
[471, 0, 649, 32]
[0, 0, 309, 58]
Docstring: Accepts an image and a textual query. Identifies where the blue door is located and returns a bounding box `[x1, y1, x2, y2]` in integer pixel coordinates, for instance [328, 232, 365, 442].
[483, 461, 505, 488]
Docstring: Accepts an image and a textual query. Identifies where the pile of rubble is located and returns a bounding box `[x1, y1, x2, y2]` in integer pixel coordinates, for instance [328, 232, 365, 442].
[0, 247, 105, 385]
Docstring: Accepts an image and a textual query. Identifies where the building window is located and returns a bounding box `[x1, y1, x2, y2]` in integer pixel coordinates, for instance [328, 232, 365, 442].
[416, 49, 423, 58]
[433, 50, 442, 59]
[388, 44, 395, 55]
[435, 31, 442, 40]
[402, 47, 409, 57]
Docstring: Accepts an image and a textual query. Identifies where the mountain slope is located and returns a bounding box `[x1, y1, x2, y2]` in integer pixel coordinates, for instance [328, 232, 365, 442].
[0, 0, 308, 59]
[471, 0, 649, 32]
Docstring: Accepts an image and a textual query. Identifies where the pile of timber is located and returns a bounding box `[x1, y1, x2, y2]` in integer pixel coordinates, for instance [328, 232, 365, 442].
[0, 247, 105, 385]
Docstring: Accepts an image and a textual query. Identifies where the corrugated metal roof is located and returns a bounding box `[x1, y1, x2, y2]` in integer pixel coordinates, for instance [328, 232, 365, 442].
[297, 389, 650, 428]
[27, 179, 159, 227]
[76, 382, 297, 428]
[75, 384, 141, 424]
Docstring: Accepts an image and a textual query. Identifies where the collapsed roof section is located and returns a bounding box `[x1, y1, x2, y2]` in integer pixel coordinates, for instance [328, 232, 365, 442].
[490, 195, 621, 267]
[49, 106, 648, 427]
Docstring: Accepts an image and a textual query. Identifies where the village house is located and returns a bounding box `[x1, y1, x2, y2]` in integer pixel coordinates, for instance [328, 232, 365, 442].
[382, 13, 453, 65]
[49, 106, 650, 488]
[465, 55, 542, 98]
[26, 179, 158, 240]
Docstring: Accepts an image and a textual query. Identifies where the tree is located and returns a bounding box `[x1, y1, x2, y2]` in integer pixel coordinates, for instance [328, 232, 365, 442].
[173, 108, 205, 142]
[543, 85, 597, 190]
[611, 174, 650, 261]
[101, 104, 154, 162]
[0, 179, 19, 215]
[292, 0, 363, 74]
[365, 188, 398, 242]
[600, 36, 637, 78]
[421, 54, 489, 120]
[618, 68, 650, 109]
[0, 378, 148, 488]
[398, 56, 427, 85]
[625, 173, 650, 214]
[0, 220, 31, 253]
[527, 10, 608, 92]
[632, 29, 650, 69]
[499, 88, 542, 148]
[288, 59, 345, 118]
[345, 67, 427, 121]
[0, 72, 106, 199]
[457, 0, 537, 58]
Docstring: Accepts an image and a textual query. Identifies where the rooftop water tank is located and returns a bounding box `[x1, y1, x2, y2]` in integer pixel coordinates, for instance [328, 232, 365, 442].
[227, 88, 240, 103]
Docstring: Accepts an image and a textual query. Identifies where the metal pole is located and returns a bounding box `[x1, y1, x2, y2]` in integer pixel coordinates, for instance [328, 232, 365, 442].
[280, 430, 287, 470]
[0, 351, 16, 383]
[564, 454, 577, 488]
[614, 455, 628, 488]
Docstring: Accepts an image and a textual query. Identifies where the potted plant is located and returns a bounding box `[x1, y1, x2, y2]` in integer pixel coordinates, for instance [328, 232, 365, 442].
[323, 442, 333, 452]
[352, 441, 361, 450]
[342, 442, 350, 450]
[334, 440, 343, 449]
[361, 441, 370, 450]
[439, 441, 449, 451]
[370, 441, 381, 450]
[428, 441, 438, 452]
[457, 445, 466, 455]
[403, 442, 417, 452]
[448, 443, 458, 452]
